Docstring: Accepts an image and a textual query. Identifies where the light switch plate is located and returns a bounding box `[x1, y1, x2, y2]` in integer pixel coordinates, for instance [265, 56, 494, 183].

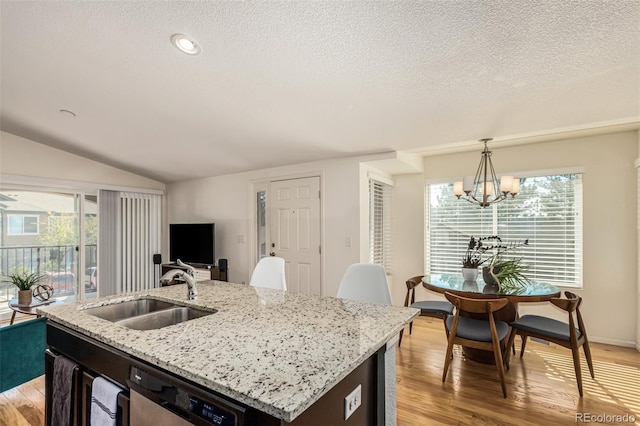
[344, 384, 361, 420]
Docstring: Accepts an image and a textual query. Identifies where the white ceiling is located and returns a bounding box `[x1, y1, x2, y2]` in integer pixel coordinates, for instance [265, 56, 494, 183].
[1, 1, 638, 183]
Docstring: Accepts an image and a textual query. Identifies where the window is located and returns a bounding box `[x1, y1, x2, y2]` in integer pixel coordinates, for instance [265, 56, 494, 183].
[7, 214, 39, 235]
[426, 173, 582, 287]
[369, 178, 392, 272]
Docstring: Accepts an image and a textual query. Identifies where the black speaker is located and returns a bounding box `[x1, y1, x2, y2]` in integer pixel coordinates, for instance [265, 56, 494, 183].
[218, 258, 228, 272]
[153, 254, 162, 265]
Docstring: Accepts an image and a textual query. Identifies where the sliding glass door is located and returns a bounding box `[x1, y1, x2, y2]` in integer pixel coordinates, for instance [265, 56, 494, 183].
[0, 189, 97, 320]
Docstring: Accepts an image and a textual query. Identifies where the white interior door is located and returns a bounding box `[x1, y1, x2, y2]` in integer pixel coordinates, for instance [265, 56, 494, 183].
[269, 177, 321, 295]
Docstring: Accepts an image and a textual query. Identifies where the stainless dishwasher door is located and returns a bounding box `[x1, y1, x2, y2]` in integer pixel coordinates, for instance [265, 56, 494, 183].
[127, 364, 244, 426]
[130, 389, 193, 426]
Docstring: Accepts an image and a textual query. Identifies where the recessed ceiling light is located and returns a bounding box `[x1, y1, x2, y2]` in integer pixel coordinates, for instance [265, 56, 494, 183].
[59, 109, 76, 118]
[171, 34, 201, 55]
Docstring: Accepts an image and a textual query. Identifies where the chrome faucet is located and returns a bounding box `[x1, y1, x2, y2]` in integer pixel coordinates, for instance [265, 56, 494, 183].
[160, 259, 198, 300]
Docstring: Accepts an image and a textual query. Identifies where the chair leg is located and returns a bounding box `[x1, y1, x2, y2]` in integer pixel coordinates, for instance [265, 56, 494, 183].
[505, 331, 518, 370]
[442, 335, 455, 383]
[442, 317, 450, 339]
[519, 335, 528, 358]
[571, 346, 584, 397]
[583, 340, 595, 379]
[398, 328, 404, 347]
[409, 320, 413, 335]
[493, 338, 508, 398]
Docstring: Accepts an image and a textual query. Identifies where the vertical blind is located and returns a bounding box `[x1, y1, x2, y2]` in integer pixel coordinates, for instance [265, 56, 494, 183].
[426, 173, 582, 287]
[99, 190, 161, 295]
[369, 178, 392, 272]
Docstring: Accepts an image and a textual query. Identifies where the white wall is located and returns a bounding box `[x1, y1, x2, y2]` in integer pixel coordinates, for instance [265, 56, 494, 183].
[166, 153, 390, 297]
[392, 131, 638, 347]
[0, 131, 165, 190]
[388, 173, 425, 306]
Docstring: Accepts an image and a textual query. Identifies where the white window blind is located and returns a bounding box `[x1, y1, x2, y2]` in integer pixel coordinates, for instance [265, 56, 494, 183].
[426, 173, 582, 287]
[369, 178, 392, 272]
[98, 190, 161, 296]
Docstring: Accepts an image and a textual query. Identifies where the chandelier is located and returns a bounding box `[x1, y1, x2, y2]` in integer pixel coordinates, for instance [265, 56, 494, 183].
[453, 138, 520, 208]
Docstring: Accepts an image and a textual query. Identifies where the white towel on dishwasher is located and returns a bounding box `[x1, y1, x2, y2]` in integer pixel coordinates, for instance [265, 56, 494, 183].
[90, 376, 123, 426]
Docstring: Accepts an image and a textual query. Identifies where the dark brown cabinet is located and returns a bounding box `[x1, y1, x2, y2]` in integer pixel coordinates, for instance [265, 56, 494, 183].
[45, 336, 130, 426]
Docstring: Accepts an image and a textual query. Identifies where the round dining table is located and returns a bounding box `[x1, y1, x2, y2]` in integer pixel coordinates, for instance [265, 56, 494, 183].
[422, 273, 561, 363]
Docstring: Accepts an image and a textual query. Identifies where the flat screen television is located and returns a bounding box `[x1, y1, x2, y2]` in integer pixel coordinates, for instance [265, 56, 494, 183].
[169, 223, 215, 267]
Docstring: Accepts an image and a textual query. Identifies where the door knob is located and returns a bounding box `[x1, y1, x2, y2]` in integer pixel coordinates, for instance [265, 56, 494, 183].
[270, 252, 276, 256]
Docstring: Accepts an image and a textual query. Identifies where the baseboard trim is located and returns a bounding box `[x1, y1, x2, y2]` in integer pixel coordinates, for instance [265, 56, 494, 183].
[589, 336, 637, 348]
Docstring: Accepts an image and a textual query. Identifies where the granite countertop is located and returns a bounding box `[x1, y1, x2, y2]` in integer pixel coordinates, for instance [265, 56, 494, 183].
[38, 281, 419, 422]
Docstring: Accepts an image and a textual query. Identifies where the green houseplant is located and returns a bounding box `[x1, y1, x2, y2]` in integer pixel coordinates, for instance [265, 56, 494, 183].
[482, 237, 530, 293]
[3, 270, 46, 305]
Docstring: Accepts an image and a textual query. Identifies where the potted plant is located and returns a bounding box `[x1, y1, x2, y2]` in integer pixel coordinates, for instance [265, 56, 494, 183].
[3, 270, 46, 305]
[485, 257, 530, 293]
[478, 237, 531, 293]
[461, 236, 502, 281]
[461, 237, 481, 280]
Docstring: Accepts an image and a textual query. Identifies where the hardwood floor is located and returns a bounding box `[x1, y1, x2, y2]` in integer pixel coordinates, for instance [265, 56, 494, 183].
[0, 375, 44, 426]
[1, 317, 639, 425]
[396, 317, 640, 426]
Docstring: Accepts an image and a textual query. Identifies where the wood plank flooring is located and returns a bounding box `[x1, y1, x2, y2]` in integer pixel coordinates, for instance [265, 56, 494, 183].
[396, 317, 640, 426]
[0, 375, 44, 426]
[1, 317, 639, 425]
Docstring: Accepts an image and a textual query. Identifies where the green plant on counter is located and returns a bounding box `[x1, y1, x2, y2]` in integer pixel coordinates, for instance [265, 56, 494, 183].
[2, 269, 46, 291]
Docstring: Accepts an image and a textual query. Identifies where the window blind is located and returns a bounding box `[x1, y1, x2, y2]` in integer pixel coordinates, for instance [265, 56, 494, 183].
[426, 173, 582, 287]
[98, 190, 161, 296]
[369, 178, 392, 272]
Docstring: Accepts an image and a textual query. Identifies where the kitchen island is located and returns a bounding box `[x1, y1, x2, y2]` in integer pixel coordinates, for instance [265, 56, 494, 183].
[39, 281, 419, 425]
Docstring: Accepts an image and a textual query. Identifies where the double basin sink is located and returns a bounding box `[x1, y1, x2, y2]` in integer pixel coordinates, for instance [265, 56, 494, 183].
[86, 298, 215, 330]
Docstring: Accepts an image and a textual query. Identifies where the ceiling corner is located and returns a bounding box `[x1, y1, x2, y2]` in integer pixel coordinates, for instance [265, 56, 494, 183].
[363, 151, 424, 176]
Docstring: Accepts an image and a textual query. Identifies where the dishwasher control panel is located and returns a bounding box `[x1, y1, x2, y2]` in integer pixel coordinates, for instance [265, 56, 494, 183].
[189, 395, 234, 425]
[128, 365, 244, 426]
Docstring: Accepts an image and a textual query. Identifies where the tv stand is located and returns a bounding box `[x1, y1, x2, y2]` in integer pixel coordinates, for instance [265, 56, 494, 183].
[161, 263, 228, 284]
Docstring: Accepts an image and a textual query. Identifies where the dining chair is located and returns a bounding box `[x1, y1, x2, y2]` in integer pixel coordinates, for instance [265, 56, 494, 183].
[336, 263, 391, 305]
[398, 275, 453, 346]
[505, 291, 594, 397]
[442, 291, 511, 398]
[249, 256, 287, 290]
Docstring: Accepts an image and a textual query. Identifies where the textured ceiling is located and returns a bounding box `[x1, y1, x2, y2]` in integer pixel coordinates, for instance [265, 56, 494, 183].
[1, 1, 638, 183]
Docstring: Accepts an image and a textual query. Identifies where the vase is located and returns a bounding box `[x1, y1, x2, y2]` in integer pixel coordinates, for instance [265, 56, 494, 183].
[462, 280, 479, 292]
[482, 266, 501, 287]
[18, 289, 32, 305]
[462, 268, 478, 281]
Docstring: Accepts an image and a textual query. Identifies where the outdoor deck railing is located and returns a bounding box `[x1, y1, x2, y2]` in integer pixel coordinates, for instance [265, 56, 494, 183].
[0, 244, 97, 302]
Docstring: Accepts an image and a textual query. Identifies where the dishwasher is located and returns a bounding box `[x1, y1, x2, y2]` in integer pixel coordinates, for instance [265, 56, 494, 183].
[127, 364, 245, 426]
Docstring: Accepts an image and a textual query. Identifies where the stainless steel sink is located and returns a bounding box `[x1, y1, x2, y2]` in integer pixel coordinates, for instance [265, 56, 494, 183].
[85, 298, 215, 329]
[86, 298, 177, 322]
[115, 306, 213, 330]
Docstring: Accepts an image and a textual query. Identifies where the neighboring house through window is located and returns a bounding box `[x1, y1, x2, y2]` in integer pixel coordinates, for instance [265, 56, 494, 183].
[7, 214, 39, 235]
[426, 172, 583, 287]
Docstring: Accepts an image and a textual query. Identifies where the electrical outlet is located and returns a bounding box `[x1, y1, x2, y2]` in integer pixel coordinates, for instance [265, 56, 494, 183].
[344, 384, 361, 420]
